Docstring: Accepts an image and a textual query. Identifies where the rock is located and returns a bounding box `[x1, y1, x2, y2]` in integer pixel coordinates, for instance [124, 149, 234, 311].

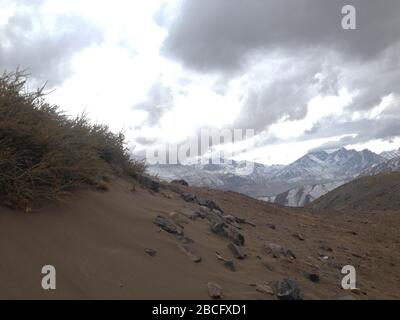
[178, 243, 202, 263]
[293, 233, 305, 241]
[227, 242, 246, 259]
[256, 284, 274, 296]
[303, 272, 320, 283]
[266, 223, 276, 230]
[180, 208, 201, 220]
[153, 215, 182, 235]
[275, 279, 302, 300]
[207, 282, 223, 299]
[135, 174, 161, 192]
[171, 179, 189, 186]
[210, 222, 245, 246]
[224, 260, 236, 272]
[197, 197, 223, 213]
[263, 243, 296, 260]
[177, 235, 194, 244]
[144, 248, 157, 257]
[181, 192, 197, 202]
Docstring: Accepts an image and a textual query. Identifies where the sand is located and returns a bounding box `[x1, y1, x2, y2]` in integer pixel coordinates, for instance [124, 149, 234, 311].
[0, 178, 399, 299]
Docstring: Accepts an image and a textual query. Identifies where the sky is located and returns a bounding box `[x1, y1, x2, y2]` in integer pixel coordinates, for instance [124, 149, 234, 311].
[1, 0, 400, 165]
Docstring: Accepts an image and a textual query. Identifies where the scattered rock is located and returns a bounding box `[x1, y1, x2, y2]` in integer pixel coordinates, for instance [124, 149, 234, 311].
[293, 233, 305, 241]
[181, 192, 197, 203]
[135, 174, 161, 192]
[197, 197, 223, 213]
[177, 235, 194, 244]
[256, 284, 274, 296]
[144, 248, 157, 257]
[224, 260, 236, 272]
[210, 222, 245, 246]
[303, 272, 320, 283]
[178, 243, 202, 263]
[274, 279, 302, 300]
[263, 243, 296, 260]
[266, 223, 276, 230]
[207, 282, 223, 299]
[153, 215, 183, 235]
[171, 179, 189, 187]
[227, 242, 246, 259]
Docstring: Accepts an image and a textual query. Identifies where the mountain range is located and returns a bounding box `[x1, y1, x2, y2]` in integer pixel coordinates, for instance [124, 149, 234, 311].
[148, 147, 400, 207]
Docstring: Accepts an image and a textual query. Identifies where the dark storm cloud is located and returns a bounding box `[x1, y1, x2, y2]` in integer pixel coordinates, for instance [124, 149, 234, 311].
[0, 2, 104, 86]
[159, 0, 400, 149]
[162, 0, 400, 73]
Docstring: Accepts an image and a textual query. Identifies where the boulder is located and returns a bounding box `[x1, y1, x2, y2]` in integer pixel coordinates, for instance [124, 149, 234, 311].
[153, 215, 183, 235]
[274, 279, 302, 300]
[144, 248, 157, 257]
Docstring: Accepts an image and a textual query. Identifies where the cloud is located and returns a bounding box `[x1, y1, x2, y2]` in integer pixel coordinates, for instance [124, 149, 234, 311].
[0, 1, 104, 86]
[133, 81, 174, 126]
[162, 0, 400, 73]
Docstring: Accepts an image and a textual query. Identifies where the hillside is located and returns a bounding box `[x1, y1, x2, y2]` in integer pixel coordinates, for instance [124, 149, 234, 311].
[309, 172, 400, 212]
[1, 177, 400, 299]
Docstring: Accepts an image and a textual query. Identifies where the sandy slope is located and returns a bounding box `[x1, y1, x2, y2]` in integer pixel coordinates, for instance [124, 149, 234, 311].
[0, 178, 399, 299]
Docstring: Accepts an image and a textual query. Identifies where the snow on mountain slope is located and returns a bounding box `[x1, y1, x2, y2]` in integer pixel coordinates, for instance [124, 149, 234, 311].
[148, 148, 385, 200]
[259, 180, 347, 207]
[270, 148, 384, 183]
[360, 156, 400, 176]
[380, 148, 400, 160]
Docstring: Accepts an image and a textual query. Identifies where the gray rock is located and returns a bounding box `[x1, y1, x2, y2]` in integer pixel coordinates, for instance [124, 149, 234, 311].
[227, 242, 246, 259]
[275, 279, 302, 300]
[178, 243, 202, 263]
[207, 282, 223, 299]
[153, 215, 182, 235]
[171, 179, 189, 186]
[197, 197, 223, 213]
[210, 222, 245, 246]
[263, 243, 296, 260]
[224, 260, 236, 272]
[181, 192, 197, 202]
[256, 284, 274, 296]
[144, 248, 157, 257]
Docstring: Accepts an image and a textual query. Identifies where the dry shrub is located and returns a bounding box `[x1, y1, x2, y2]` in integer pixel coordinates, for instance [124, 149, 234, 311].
[0, 71, 146, 208]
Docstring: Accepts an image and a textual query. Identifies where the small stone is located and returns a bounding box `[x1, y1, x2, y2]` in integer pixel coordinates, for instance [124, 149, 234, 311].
[227, 242, 246, 260]
[153, 215, 183, 235]
[293, 233, 305, 241]
[144, 248, 157, 257]
[263, 243, 296, 260]
[181, 192, 197, 202]
[275, 279, 302, 300]
[266, 223, 276, 230]
[256, 284, 274, 295]
[178, 244, 202, 263]
[223, 260, 236, 272]
[303, 272, 320, 283]
[207, 282, 223, 299]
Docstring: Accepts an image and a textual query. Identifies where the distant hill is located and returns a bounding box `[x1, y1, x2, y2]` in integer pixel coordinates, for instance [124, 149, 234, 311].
[309, 172, 400, 212]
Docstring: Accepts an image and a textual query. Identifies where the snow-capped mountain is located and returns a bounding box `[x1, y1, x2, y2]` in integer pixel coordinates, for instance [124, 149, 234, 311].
[148, 160, 284, 197]
[380, 148, 400, 160]
[148, 148, 385, 201]
[270, 148, 385, 184]
[360, 156, 400, 176]
[259, 180, 347, 207]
